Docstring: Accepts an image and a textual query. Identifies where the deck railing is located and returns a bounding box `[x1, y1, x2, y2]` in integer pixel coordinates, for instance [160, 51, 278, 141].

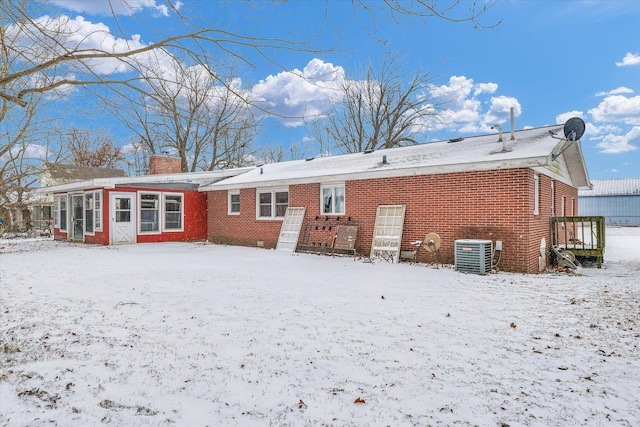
[550, 216, 606, 268]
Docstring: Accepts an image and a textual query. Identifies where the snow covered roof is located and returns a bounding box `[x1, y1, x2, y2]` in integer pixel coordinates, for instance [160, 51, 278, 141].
[578, 178, 640, 197]
[36, 167, 254, 194]
[200, 125, 591, 191]
[42, 163, 126, 181]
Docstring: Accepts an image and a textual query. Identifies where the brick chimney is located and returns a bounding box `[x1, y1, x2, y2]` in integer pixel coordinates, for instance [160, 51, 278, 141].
[148, 155, 182, 175]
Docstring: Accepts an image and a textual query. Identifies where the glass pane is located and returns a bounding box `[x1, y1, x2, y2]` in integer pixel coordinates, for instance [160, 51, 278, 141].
[276, 204, 288, 217]
[85, 209, 93, 232]
[117, 198, 130, 210]
[141, 211, 159, 231]
[60, 210, 67, 230]
[276, 192, 288, 204]
[335, 187, 344, 213]
[259, 193, 271, 204]
[322, 188, 332, 214]
[165, 213, 181, 229]
[165, 198, 181, 212]
[260, 205, 271, 217]
[116, 211, 130, 222]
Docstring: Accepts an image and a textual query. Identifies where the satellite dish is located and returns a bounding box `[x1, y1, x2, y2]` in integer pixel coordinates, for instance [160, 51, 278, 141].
[563, 117, 585, 141]
[423, 232, 441, 253]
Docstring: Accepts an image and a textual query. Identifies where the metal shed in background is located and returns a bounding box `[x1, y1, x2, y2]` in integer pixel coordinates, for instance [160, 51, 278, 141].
[578, 178, 640, 226]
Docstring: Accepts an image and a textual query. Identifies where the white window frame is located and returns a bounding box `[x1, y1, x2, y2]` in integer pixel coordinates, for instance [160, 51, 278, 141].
[320, 183, 345, 215]
[561, 196, 566, 217]
[533, 174, 540, 215]
[54, 195, 60, 228]
[228, 190, 240, 215]
[84, 192, 95, 236]
[59, 195, 68, 232]
[163, 192, 184, 232]
[138, 191, 161, 234]
[94, 190, 103, 231]
[256, 188, 288, 220]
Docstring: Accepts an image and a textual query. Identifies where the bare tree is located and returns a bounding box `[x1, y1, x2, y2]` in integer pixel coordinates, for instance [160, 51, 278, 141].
[64, 127, 126, 169]
[313, 54, 444, 153]
[112, 61, 261, 172]
[1, 0, 499, 193]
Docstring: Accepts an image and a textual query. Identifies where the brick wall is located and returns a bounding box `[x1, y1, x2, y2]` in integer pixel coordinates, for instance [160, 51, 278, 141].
[149, 155, 182, 175]
[206, 168, 578, 273]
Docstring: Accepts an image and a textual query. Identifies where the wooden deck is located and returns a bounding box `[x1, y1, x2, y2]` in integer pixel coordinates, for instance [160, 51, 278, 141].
[550, 216, 606, 268]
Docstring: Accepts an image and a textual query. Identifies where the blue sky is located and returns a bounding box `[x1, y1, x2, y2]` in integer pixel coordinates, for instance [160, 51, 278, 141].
[43, 0, 640, 180]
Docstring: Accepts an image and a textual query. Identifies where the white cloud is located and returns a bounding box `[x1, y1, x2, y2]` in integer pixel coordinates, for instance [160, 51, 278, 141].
[251, 59, 345, 127]
[424, 76, 521, 134]
[2, 144, 49, 161]
[596, 126, 640, 154]
[50, 0, 174, 17]
[595, 87, 634, 97]
[615, 52, 640, 67]
[555, 111, 584, 125]
[8, 15, 148, 76]
[585, 123, 622, 140]
[588, 95, 640, 125]
[484, 96, 521, 125]
[473, 82, 498, 96]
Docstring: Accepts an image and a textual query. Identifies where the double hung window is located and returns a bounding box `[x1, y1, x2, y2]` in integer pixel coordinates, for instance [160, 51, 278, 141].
[321, 184, 345, 215]
[164, 194, 183, 231]
[140, 193, 160, 233]
[59, 196, 67, 231]
[228, 191, 240, 215]
[138, 192, 184, 233]
[257, 189, 288, 219]
[94, 191, 102, 230]
[85, 192, 94, 234]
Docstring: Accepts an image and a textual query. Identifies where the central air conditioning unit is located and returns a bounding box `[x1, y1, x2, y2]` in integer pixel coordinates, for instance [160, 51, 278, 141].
[454, 239, 493, 274]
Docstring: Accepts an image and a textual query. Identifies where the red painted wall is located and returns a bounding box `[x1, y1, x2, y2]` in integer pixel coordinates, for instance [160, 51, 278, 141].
[206, 168, 578, 273]
[52, 187, 207, 245]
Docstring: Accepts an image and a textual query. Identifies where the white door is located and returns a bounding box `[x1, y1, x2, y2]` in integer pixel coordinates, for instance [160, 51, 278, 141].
[276, 207, 306, 251]
[370, 205, 406, 263]
[110, 193, 136, 245]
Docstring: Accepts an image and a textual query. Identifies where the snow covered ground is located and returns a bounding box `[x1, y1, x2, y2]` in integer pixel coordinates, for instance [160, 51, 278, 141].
[1, 227, 639, 426]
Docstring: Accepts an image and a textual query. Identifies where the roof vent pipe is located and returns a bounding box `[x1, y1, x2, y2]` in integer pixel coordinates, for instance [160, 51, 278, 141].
[382, 155, 387, 164]
[491, 123, 503, 142]
[510, 107, 515, 140]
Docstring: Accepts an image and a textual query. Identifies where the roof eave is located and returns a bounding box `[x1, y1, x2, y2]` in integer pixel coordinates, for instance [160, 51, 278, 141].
[201, 156, 551, 191]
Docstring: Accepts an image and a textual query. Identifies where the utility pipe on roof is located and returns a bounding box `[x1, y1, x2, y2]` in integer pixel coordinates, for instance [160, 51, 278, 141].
[491, 123, 503, 142]
[510, 107, 515, 140]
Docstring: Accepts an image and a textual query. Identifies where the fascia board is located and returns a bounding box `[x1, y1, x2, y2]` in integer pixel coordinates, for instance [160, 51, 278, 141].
[36, 168, 253, 194]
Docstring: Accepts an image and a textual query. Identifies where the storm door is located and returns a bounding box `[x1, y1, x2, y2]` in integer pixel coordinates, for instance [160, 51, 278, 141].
[70, 194, 84, 241]
[109, 193, 136, 244]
